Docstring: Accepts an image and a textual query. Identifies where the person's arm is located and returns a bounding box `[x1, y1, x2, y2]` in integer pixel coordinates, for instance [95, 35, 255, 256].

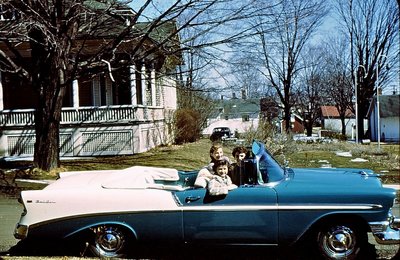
[194, 168, 213, 188]
[208, 177, 228, 195]
[226, 176, 237, 190]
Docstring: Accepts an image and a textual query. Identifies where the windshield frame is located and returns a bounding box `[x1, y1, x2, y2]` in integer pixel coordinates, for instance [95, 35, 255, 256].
[252, 141, 285, 184]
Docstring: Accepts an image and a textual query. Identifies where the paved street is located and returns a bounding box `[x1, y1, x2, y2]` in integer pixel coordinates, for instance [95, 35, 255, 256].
[0, 195, 21, 253]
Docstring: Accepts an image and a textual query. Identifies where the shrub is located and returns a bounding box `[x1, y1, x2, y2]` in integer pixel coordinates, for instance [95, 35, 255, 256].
[174, 108, 202, 144]
[242, 120, 295, 158]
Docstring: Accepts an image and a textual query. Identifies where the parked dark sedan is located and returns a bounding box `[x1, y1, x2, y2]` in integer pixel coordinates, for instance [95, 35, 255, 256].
[210, 127, 233, 141]
[13, 141, 399, 259]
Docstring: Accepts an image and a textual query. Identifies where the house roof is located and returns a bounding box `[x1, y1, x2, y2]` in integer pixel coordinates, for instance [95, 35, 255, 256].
[0, 1, 182, 66]
[220, 98, 260, 115]
[84, 0, 132, 11]
[207, 98, 260, 119]
[367, 95, 400, 118]
[81, 2, 182, 65]
[320, 106, 354, 118]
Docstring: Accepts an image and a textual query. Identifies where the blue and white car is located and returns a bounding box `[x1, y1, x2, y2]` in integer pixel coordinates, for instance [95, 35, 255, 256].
[13, 141, 399, 259]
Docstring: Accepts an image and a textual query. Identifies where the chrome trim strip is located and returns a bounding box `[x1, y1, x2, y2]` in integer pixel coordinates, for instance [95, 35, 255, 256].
[182, 204, 382, 211]
[278, 204, 383, 210]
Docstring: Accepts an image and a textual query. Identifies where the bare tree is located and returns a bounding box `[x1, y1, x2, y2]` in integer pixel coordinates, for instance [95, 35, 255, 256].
[297, 45, 327, 136]
[321, 36, 354, 137]
[228, 57, 268, 99]
[255, 0, 328, 132]
[176, 46, 216, 138]
[336, 0, 399, 140]
[0, 0, 256, 171]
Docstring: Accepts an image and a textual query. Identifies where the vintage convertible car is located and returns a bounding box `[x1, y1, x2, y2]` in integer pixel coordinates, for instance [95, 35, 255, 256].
[13, 141, 399, 259]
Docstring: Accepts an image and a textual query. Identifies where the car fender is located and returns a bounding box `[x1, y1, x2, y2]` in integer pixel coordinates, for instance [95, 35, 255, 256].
[279, 210, 374, 246]
[64, 221, 138, 240]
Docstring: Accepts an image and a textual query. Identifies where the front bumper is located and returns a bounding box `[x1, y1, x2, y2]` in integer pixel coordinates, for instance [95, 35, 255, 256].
[369, 213, 400, 245]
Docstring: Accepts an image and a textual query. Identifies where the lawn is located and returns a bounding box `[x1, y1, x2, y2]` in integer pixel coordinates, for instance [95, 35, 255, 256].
[60, 138, 400, 184]
[1, 138, 399, 184]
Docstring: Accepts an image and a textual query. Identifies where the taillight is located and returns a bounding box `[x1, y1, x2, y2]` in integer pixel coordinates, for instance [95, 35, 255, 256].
[17, 194, 27, 216]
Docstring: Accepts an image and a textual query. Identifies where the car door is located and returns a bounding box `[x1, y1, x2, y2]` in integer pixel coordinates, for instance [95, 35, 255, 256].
[174, 185, 278, 246]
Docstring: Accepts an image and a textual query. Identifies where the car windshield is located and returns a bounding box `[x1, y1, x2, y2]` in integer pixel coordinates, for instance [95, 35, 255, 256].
[252, 141, 285, 183]
[213, 128, 229, 133]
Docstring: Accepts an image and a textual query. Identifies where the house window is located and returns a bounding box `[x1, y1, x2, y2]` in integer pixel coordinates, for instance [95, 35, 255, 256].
[112, 66, 131, 105]
[242, 114, 250, 122]
[2, 72, 37, 109]
[135, 67, 143, 105]
[93, 74, 113, 106]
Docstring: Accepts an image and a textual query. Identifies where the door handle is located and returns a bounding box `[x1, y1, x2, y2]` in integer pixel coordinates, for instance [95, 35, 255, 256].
[185, 196, 201, 203]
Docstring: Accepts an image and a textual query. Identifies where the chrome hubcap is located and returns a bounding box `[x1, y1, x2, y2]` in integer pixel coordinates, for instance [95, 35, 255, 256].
[320, 225, 357, 258]
[93, 226, 125, 257]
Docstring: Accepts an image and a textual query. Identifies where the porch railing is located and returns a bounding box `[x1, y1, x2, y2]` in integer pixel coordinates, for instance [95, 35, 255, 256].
[0, 105, 165, 126]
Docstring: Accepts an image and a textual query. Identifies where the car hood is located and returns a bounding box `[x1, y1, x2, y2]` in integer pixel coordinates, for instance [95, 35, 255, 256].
[289, 167, 380, 187]
[276, 167, 395, 205]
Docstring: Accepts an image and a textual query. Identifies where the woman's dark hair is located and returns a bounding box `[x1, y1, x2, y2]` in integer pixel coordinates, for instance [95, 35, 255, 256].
[232, 146, 248, 158]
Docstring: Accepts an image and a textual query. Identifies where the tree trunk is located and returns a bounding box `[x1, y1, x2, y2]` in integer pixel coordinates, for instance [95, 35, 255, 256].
[34, 100, 61, 171]
[340, 117, 346, 136]
[29, 28, 66, 171]
[357, 93, 370, 140]
[33, 72, 66, 171]
[284, 105, 291, 133]
[305, 121, 313, 136]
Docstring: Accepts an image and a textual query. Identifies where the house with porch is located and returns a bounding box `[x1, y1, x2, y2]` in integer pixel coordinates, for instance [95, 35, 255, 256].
[367, 95, 400, 143]
[0, 3, 181, 157]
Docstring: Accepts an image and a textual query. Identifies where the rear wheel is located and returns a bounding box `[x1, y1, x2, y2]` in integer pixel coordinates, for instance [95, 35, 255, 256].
[89, 225, 130, 258]
[316, 223, 367, 259]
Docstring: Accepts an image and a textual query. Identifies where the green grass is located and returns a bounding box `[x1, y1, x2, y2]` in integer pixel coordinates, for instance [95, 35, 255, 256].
[60, 138, 399, 184]
[61, 139, 216, 171]
[1, 138, 399, 184]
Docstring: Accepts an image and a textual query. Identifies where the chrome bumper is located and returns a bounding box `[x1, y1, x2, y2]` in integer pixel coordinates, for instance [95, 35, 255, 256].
[14, 223, 29, 239]
[369, 215, 400, 245]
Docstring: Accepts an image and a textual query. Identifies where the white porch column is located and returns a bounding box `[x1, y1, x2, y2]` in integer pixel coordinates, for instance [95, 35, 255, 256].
[150, 67, 156, 106]
[130, 65, 137, 105]
[0, 71, 3, 110]
[160, 78, 165, 107]
[72, 79, 79, 108]
[141, 64, 147, 105]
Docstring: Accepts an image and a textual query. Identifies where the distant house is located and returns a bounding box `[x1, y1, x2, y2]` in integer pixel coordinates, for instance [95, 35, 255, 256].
[367, 95, 400, 142]
[284, 114, 304, 134]
[203, 98, 260, 136]
[0, 3, 181, 157]
[320, 106, 356, 137]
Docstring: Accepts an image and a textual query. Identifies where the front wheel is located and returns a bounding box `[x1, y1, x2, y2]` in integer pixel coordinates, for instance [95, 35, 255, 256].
[316, 223, 367, 259]
[89, 225, 130, 258]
